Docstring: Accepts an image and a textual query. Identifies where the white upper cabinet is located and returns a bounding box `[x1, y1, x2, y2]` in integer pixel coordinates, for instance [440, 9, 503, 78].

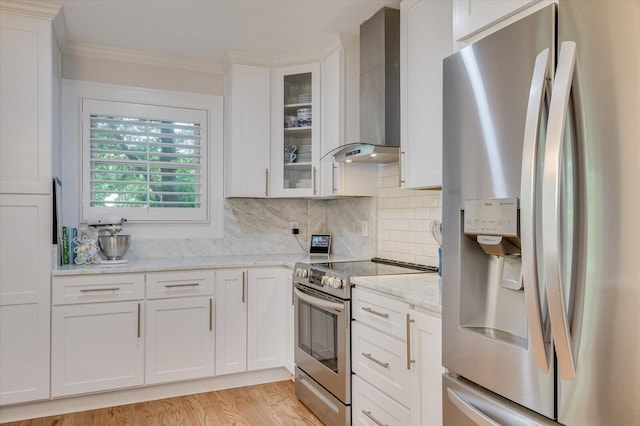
[400, 0, 452, 189]
[271, 63, 321, 197]
[224, 64, 271, 197]
[0, 9, 55, 194]
[453, 0, 541, 45]
[320, 40, 377, 197]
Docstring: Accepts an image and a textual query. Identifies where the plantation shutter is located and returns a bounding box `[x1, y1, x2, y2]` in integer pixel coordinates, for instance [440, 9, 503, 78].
[83, 99, 208, 221]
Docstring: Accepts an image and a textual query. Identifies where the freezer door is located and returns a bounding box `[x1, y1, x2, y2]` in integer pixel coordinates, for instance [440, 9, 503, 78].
[554, 2, 640, 424]
[443, 374, 557, 426]
[442, 5, 556, 419]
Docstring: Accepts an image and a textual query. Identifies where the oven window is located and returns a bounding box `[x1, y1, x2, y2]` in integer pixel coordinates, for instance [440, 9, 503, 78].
[298, 299, 338, 373]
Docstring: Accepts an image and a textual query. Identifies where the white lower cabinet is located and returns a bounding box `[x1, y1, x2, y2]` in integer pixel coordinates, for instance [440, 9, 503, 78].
[352, 322, 411, 407]
[352, 375, 411, 426]
[0, 195, 51, 405]
[145, 270, 216, 384]
[352, 287, 443, 426]
[48, 266, 290, 401]
[215, 267, 288, 375]
[247, 268, 287, 370]
[214, 269, 247, 375]
[409, 308, 443, 426]
[51, 301, 144, 397]
[145, 296, 215, 384]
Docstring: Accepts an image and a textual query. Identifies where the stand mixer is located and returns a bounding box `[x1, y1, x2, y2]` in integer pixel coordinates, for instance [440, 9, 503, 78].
[89, 217, 130, 263]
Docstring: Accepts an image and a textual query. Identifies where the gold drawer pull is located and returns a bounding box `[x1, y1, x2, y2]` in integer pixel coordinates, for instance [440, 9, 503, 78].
[362, 352, 389, 368]
[362, 306, 389, 318]
[164, 283, 199, 288]
[80, 287, 120, 293]
[362, 410, 388, 426]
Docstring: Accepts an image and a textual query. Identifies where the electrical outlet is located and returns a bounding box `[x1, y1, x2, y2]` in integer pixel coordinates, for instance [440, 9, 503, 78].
[361, 220, 369, 237]
[290, 221, 299, 235]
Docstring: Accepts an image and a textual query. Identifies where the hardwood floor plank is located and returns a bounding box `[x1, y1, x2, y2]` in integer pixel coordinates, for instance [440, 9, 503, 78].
[1, 381, 321, 426]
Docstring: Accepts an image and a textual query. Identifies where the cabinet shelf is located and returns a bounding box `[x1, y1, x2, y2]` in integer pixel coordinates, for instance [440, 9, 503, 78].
[285, 102, 312, 109]
[284, 162, 312, 168]
[284, 126, 312, 132]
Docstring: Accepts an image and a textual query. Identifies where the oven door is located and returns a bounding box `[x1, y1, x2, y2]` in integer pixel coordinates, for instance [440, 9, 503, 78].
[294, 283, 350, 404]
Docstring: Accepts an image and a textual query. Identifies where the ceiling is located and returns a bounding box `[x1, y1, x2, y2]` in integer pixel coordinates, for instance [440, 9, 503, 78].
[43, 0, 400, 66]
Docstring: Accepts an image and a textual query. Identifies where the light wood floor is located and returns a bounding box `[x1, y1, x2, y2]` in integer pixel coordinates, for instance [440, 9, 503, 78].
[2, 381, 323, 426]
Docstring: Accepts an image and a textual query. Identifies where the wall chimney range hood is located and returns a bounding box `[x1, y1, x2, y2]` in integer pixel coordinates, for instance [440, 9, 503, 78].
[331, 7, 400, 164]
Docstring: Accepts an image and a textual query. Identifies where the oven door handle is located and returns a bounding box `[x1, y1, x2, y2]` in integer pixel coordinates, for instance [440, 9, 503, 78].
[294, 287, 344, 312]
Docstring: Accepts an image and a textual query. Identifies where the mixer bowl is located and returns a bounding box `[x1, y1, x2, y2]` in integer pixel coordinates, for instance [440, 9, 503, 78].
[98, 235, 130, 260]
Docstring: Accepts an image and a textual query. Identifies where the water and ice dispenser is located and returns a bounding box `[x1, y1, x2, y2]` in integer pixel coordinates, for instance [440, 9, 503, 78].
[464, 198, 523, 291]
[459, 197, 528, 348]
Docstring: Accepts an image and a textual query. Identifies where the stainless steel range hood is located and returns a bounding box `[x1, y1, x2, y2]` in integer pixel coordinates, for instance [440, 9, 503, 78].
[333, 7, 400, 163]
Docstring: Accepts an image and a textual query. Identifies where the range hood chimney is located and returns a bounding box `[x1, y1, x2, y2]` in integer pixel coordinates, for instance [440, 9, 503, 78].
[333, 7, 400, 163]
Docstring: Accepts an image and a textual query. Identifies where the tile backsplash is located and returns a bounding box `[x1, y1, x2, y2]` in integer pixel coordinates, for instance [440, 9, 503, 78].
[376, 163, 442, 267]
[129, 197, 376, 259]
[126, 163, 439, 264]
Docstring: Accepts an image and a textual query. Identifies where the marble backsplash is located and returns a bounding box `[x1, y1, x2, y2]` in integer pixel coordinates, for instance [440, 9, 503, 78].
[128, 197, 376, 259]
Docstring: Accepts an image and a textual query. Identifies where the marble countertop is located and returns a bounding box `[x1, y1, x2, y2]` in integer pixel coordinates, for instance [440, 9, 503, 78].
[351, 273, 442, 315]
[52, 254, 362, 276]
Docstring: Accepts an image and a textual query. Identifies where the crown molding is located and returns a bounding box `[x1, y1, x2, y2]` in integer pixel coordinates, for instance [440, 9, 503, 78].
[51, 6, 67, 48]
[63, 41, 224, 74]
[0, 0, 61, 19]
[222, 33, 360, 71]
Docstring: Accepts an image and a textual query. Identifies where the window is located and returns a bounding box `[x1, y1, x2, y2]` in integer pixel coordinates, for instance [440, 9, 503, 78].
[82, 99, 208, 222]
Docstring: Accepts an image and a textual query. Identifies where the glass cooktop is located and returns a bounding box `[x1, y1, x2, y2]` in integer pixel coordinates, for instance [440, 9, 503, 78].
[310, 258, 437, 277]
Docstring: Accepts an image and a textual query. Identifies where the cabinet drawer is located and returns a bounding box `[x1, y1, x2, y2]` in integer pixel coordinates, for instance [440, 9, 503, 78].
[146, 270, 214, 299]
[353, 375, 411, 426]
[52, 274, 145, 305]
[352, 287, 410, 340]
[352, 322, 411, 408]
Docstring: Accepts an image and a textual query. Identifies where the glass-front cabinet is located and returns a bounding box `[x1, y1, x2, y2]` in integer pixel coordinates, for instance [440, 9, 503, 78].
[271, 63, 320, 197]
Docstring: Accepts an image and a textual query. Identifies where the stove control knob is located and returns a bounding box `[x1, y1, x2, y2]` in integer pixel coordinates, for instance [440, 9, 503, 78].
[302, 269, 308, 278]
[332, 278, 344, 289]
[321, 276, 329, 286]
[327, 277, 335, 288]
[294, 269, 301, 277]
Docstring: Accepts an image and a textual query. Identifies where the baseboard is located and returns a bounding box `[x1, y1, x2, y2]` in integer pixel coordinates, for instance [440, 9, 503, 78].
[0, 368, 293, 423]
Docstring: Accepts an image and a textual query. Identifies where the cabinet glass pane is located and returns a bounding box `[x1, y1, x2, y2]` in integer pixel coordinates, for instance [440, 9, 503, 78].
[283, 72, 313, 190]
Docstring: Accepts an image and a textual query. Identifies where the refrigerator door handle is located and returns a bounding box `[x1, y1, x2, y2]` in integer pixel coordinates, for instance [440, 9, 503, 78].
[520, 47, 551, 374]
[447, 388, 500, 426]
[542, 41, 578, 381]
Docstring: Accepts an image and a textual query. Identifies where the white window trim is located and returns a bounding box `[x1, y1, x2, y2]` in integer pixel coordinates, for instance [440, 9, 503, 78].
[61, 79, 224, 239]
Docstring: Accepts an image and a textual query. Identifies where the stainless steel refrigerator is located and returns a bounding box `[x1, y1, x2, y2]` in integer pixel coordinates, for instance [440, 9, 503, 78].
[442, 2, 640, 424]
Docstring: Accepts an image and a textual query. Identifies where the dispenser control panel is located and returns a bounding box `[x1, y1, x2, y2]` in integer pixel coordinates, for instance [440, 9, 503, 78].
[464, 198, 518, 237]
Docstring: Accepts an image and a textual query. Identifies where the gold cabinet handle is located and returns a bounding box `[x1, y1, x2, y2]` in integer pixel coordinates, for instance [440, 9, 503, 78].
[313, 166, 317, 195]
[241, 271, 246, 304]
[80, 287, 120, 293]
[400, 151, 406, 185]
[407, 313, 416, 370]
[362, 352, 389, 368]
[332, 163, 337, 194]
[209, 298, 213, 331]
[362, 306, 389, 318]
[362, 410, 388, 426]
[164, 283, 198, 288]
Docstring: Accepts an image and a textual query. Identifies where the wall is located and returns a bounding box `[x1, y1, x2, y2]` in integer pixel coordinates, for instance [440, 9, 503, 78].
[377, 163, 442, 267]
[63, 54, 224, 95]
